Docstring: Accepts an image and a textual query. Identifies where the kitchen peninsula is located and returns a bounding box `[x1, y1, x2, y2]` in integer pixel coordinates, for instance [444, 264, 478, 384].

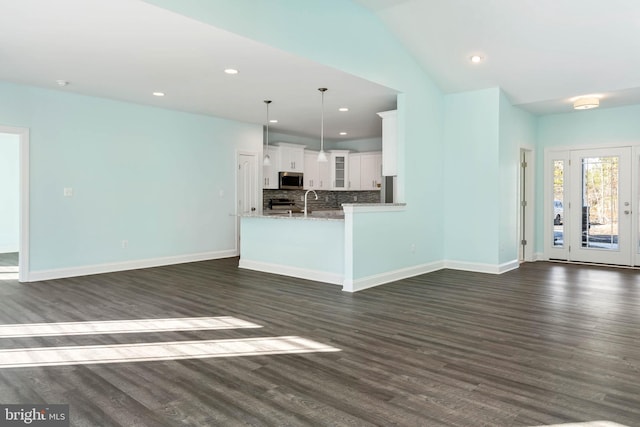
[239, 202, 407, 292]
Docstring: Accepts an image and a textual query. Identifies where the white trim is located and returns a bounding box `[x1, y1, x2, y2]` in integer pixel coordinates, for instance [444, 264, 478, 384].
[343, 208, 354, 287]
[543, 149, 570, 262]
[27, 250, 237, 282]
[519, 148, 535, 262]
[342, 260, 444, 292]
[0, 125, 30, 282]
[443, 259, 519, 274]
[238, 259, 342, 286]
[534, 252, 546, 261]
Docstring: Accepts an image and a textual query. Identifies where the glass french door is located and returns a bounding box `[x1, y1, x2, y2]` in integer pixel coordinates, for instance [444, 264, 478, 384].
[568, 147, 632, 265]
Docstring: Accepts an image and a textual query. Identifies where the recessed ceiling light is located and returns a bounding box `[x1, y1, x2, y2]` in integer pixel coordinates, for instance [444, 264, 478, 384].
[224, 68, 239, 75]
[470, 55, 483, 64]
[56, 80, 69, 87]
[338, 107, 349, 112]
[339, 132, 348, 136]
[269, 119, 278, 123]
[152, 92, 165, 97]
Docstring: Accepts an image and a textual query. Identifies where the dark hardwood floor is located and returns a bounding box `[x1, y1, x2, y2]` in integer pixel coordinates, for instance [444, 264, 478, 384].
[0, 256, 639, 426]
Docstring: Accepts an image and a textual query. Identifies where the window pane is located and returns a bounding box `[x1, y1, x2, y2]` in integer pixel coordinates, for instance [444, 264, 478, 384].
[581, 156, 619, 250]
[553, 160, 564, 247]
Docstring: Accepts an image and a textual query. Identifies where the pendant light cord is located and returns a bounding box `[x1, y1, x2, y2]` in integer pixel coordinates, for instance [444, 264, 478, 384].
[318, 88, 327, 160]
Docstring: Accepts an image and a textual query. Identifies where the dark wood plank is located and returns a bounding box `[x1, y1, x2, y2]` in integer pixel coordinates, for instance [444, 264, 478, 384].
[0, 259, 639, 426]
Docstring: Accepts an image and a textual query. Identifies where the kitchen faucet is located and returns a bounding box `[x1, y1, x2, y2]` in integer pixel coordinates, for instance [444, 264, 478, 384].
[304, 190, 318, 217]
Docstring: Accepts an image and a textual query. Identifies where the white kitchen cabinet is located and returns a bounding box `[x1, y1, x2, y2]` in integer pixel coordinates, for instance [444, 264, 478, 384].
[348, 153, 361, 190]
[360, 152, 382, 190]
[263, 146, 279, 189]
[330, 150, 350, 190]
[276, 143, 305, 172]
[304, 151, 330, 190]
[377, 110, 397, 176]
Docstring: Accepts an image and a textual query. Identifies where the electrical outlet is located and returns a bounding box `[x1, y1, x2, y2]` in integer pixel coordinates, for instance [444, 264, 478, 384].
[354, 195, 358, 201]
[121, 240, 128, 249]
[410, 243, 416, 253]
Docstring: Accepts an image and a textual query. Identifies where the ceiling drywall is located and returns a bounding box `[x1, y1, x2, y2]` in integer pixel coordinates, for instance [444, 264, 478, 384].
[355, 0, 640, 114]
[0, 0, 397, 141]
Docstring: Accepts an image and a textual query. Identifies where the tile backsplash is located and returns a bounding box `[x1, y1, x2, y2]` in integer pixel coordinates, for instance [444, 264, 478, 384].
[263, 189, 382, 211]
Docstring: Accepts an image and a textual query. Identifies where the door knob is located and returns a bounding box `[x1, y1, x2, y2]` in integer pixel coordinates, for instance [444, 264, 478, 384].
[624, 210, 630, 215]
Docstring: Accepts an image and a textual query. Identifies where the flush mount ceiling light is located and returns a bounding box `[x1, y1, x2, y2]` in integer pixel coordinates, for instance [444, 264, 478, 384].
[263, 100, 272, 166]
[317, 88, 328, 163]
[470, 55, 483, 64]
[338, 107, 349, 112]
[152, 92, 165, 97]
[339, 132, 347, 136]
[573, 97, 600, 110]
[269, 119, 278, 123]
[224, 68, 239, 75]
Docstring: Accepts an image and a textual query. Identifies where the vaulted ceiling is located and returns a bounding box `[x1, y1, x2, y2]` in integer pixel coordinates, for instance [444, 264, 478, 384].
[355, 0, 640, 114]
[1, 0, 638, 144]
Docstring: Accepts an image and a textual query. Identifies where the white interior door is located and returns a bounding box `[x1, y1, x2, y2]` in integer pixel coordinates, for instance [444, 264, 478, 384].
[237, 152, 259, 251]
[569, 147, 632, 265]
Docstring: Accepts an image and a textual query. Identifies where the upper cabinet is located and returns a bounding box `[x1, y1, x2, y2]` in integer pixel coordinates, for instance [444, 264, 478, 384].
[360, 152, 382, 190]
[348, 153, 361, 190]
[263, 146, 280, 189]
[377, 110, 397, 176]
[276, 143, 305, 172]
[330, 150, 350, 190]
[304, 151, 330, 190]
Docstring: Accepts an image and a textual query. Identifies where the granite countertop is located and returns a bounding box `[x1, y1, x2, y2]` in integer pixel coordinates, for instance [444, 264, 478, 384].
[244, 209, 345, 221]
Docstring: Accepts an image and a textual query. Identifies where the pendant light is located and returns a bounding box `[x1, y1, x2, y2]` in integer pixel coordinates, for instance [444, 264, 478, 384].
[263, 100, 272, 166]
[317, 88, 328, 162]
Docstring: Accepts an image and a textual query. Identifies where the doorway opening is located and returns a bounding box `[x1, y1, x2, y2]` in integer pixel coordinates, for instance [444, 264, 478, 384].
[0, 126, 29, 282]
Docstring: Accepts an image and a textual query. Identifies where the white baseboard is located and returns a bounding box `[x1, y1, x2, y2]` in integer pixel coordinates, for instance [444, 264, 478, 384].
[343, 261, 445, 293]
[26, 249, 238, 282]
[443, 259, 520, 274]
[238, 259, 343, 286]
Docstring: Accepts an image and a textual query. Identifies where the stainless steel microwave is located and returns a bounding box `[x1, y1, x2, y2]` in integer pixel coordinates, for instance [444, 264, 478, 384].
[279, 172, 303, 190]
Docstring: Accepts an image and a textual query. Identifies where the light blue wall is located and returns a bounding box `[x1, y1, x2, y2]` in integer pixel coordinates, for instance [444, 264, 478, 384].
[538, 105, 640, 149]
[240, 217, 344, 276]
[0, 133, 19, 253]
[332, 137, 382, 153]
[444, 88, 500, 264]
[147, 0, 447, 266]
[535, 104, 640, 252]
[268, 131, 322, 151]
[443, 88, 536, 266]
[269, 132, 382, 154]
[350, 210, 418, 278]
[499, 91, 537, 264]
[0, 81, 261, 272]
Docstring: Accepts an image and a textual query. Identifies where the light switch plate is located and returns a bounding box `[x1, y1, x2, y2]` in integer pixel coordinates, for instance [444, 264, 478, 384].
[63, 188, 73, 197]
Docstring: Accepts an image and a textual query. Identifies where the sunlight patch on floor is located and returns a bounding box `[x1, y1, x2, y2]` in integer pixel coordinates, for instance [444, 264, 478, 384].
[0, 336, 341, 368]
[0, 316, 262, 338]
